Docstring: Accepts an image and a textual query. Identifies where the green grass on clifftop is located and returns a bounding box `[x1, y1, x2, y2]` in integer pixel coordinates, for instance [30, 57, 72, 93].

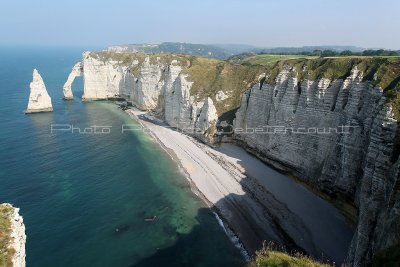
[237, 54, 319, 65]
[187, 55, 400, 120]
[88, 52, 193, 78]
[88, 52, 400, 120]
[88, 51, 265, 115]
[247, 245, 331, 267]
[183, 56, 264, 114]
[0, 205, 14, 267]
[259, 57, 400, 120]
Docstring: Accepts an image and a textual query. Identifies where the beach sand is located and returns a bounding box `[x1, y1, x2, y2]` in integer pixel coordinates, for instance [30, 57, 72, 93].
[125, 108, 353, 264]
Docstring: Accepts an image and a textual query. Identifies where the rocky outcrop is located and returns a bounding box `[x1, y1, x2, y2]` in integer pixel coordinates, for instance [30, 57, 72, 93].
[82, 52, 129, 100]
[81, 53, 220, 142]
[162, 64, 218, 141]
[9, 206, 26, 267]
[26, 69, 53, 113]
[0, 203, 26, 267]
[131, 57, 164, 109]
[63, 62, 82, 99]
[195, 97, 218, 137]
[233, 66, 400, 266]
[216, 90, 229, 101]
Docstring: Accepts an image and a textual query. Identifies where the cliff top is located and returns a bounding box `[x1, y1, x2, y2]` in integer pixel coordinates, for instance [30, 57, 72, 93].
[259, 56, 400, 119]
[88, 51, 265, 115]
[0, 204, 15, 266]
[87, 52, 400, 119]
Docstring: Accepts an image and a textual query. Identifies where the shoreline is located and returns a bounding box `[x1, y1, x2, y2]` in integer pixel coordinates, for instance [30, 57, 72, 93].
[124, 107, 314, 256]
[125, 108, 253, 259]
[231, 139, 358, 228]
[124, 107, 353, 265]
[125, 109, 212, 208]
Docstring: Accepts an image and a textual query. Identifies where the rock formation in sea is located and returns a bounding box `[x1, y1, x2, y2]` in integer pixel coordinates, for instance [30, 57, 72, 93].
[26, 69, 53, 113]
[75, 51, 400, 266]
[63, 62, 82, 99]
[0, 203, 26, 267]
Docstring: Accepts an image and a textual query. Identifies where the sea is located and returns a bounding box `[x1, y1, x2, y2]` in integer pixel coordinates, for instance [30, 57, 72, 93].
[0, 46, 245, 267]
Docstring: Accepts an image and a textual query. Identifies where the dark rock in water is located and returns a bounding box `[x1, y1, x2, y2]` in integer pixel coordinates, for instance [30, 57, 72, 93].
[144, 216, 157, 222]
[113, 224, 130, 235]
[109, 96, 126, 101]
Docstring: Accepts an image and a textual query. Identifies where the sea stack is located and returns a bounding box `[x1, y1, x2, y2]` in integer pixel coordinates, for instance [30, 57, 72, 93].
[0, 203, 26, 267]
[63, 62, 82, 99]
[26, 69, 53, 113]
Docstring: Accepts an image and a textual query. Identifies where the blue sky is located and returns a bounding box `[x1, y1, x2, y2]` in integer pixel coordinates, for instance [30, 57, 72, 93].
[0, 0, 398, 49]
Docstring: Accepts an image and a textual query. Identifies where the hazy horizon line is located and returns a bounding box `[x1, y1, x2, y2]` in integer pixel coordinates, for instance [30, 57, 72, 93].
[0, 42, 398, 51]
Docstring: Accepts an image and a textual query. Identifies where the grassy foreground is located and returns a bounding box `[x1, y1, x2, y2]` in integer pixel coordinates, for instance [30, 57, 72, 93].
[247, 245, 331, 267]
[0, 204, 14, 267]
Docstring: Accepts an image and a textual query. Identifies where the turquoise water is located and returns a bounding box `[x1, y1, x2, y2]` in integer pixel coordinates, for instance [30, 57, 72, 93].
[0, 47, 245, 266]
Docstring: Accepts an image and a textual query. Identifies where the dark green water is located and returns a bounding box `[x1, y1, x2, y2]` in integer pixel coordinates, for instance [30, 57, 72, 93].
[0, 47, 245, 266]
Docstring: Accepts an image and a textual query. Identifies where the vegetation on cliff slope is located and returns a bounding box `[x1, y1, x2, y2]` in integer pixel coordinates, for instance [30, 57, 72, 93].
[234, 54, 400, 120]
[187, 55, 400, 119]
[229, 49, 399, 64]
[88, 52, 191, 77]
[229, 54, 318, 65]
[247, 244, 331, 267]
[256, 57, 400, 120]
[89, 52, 400, 120]
[0, 205, 14, 267]
[183, 56, 264, 114]
[89, 51, 265, 115]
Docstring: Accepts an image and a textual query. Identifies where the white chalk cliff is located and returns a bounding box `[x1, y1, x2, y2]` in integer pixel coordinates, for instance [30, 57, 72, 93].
[0, 203, 26, 267]
[75, 52, 400, 266]
[26, 69, 53, 113]
[233, 66, 400, 266]
[63, 62, 82, 99]
[80, 53, 219, 142]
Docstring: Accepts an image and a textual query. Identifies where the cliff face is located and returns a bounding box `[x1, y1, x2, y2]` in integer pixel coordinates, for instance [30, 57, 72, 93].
[0, 203, 26, 267]
[78, 52, 400, 266]
[79, 52, 250, 141]
[26, 69, 53, 113]
[234, 65, 400, 266]
[82, 52, 129, 100]
[234, 66, 377, 197]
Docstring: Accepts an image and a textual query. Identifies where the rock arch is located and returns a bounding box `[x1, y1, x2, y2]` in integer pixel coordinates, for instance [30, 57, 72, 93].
[63, 62, 83, 99]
